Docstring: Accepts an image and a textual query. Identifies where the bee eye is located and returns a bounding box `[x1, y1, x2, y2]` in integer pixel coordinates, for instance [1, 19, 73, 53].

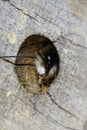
[48, 61, 51, 65]
[48, 56, 51, 60]
[47, 56, 51, 65]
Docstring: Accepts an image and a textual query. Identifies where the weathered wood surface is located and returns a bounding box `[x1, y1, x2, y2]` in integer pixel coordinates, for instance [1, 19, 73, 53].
[0, 0, 87, 130]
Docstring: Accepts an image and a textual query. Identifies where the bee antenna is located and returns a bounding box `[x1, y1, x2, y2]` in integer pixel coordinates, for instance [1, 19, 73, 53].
[0, 55, 34, 59]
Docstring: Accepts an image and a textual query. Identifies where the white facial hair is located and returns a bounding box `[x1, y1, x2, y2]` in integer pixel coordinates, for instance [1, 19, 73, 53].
[35, 54, 46, 75]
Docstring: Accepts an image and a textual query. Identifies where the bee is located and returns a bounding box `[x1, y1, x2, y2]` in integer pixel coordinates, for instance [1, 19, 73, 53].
[34, 37, 59, 89]
[0, 34, 60, 93]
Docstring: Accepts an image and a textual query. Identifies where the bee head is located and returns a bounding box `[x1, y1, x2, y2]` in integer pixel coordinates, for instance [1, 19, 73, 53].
[38, 48, 56, 75]
[34, 37, 60, 90]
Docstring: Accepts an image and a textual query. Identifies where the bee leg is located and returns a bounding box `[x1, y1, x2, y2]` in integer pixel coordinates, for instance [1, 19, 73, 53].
[38, 76, 47, 93]
[38, 76, 43, 85]
[41, 85, 48, 93]
[38, 76, 43, 92]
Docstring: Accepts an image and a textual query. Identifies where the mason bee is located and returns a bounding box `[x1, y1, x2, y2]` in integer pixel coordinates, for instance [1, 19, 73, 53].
[0, 34, 60, 93]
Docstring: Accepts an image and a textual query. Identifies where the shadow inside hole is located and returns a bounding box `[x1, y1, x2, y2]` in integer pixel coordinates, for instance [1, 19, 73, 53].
[14, 34, 59, 93]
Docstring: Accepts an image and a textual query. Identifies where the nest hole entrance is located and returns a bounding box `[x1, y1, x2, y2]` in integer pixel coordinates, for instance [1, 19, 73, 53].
[15, 34, 59, 93]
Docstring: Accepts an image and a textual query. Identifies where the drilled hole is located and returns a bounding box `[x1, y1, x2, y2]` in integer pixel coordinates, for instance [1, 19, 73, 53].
[15, 34, 60, 93]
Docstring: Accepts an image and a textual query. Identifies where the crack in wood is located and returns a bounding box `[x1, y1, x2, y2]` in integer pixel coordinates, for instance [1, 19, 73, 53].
[3, 1, 87, 51]
[57, 35, 87, 50]
[12, 93, 79, 130]
[0, 1, 86, 130]
[9, 1, 39, 23]
[9, 0, 68, 29]
[35, 12, 60, 28]
[46, 91, 79, 120]
[2, 0, 9, 1]
[9, 1, 60, 29]
[2, 90, 79, 130]
[6, 1, 86, 52]
[0, 57, 35, 66]
[34, 106, 78, 130]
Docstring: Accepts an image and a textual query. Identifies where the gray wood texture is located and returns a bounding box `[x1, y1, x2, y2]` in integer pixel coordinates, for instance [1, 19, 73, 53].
[0, 0, 87, 130]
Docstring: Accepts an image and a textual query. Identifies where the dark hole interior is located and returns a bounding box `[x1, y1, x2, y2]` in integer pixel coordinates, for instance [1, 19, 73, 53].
[15, 34, 59, 93]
